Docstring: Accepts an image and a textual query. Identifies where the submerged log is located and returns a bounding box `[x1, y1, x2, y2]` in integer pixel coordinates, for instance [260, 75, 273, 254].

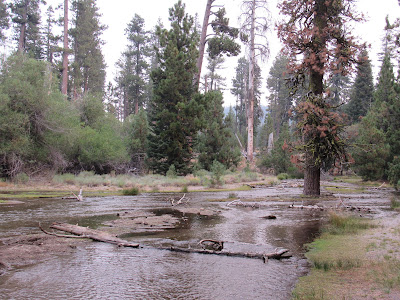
[158, 246, 290, 262]
[48, 222, 139, 248]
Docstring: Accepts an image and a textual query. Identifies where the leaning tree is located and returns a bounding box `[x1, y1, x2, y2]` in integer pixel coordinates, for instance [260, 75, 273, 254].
[278, 0, 364, 195]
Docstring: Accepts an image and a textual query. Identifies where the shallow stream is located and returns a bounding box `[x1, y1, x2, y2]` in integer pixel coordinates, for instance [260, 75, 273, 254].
[0, 187, 332, 299]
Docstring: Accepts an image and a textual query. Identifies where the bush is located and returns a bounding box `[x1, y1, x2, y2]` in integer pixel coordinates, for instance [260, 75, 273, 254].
[388, 157, 400, 190]
[277, 173, 289, 180]
[13, 172, 29, 184]
[122, 187, 140, 196]
[210, 160, 226, 186]
[166, 165, 177, 178]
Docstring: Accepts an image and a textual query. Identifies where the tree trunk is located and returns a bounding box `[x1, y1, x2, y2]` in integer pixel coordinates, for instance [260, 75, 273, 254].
[195, 0, 214, 88]
[61, 0, 69, 96]
[303, 152, 321, 195]
[247, 0, 256, 162]
[18, 1, 28, 53]
[49, 222, 140, 248]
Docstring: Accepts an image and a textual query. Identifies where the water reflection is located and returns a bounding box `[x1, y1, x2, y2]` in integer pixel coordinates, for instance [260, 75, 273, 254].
[0, 190, 322, 299]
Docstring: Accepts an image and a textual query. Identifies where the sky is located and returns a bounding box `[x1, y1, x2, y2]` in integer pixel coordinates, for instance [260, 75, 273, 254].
[47, 0, 400, 107]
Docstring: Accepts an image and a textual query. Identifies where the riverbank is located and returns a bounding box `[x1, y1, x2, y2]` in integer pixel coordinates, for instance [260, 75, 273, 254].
[292, 195, 400, 299]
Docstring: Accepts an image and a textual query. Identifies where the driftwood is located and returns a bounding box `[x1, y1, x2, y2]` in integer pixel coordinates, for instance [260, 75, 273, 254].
[45, 222, 139, 248]
[159, 246, 290, 262]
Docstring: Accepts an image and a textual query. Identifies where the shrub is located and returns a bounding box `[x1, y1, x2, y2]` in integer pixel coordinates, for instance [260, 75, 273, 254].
[166, 165, 177, 178]
[122, 187, 140, 196]
[210, 160, 226, 186]
[13, 172, 29, 184]
[277, 173, 289, 180]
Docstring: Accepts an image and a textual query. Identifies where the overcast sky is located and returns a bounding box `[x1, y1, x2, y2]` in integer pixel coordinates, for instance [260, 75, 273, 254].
[49, 0, 400, 106]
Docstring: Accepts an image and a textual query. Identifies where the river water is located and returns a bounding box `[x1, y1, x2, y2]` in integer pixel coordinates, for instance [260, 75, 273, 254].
[0, 187, 326, 299]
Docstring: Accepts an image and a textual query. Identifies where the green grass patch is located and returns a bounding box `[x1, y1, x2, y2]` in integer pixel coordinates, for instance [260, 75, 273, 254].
[323, 212, 375, 235]
[390, 197, 400, 210]
[122, 187, 140, 196]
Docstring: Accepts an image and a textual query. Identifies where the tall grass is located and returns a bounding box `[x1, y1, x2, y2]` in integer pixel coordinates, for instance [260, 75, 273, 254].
[323, 212, 375, 235]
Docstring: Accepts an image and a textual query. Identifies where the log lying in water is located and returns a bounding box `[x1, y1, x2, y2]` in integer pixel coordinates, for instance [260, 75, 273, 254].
[48, 222, 139, 248]
[158, 246, 290, 262]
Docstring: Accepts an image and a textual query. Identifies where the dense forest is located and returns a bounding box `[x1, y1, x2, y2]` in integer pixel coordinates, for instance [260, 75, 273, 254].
[1, 0, 400, 195]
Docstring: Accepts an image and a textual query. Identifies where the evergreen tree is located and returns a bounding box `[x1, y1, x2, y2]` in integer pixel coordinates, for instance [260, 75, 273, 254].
[0, 0, 9, 42]
[70, 0, 106, 98]
[43, 5, 62, 65]
[266, 54, 292, 137]
[147, 1, 202, 175]
[115, 14, 151, 119]
[204, 55, 226, 91]
[278, 0, 364, 195]
[10, 0, 44, 58]
[196, 91, 241, 170]
[230, 56, 263, 146]
[327, 72, 350, 107]
[345, 49, 374, 124]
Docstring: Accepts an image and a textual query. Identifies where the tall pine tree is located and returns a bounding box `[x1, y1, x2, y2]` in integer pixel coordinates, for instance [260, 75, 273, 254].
[70, 0, 106, 98]
[147, 1, 202, 175]
[345, 49, 374, 124]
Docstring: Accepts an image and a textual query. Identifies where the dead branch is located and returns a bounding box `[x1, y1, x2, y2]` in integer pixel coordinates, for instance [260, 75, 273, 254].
[158, 246, 290, 262]
[39, 223, 86, 239]
[49, 222, 139, 248]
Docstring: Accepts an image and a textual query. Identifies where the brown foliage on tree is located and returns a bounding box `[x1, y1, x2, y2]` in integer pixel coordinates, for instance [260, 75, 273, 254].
[277, 0, 364, 195]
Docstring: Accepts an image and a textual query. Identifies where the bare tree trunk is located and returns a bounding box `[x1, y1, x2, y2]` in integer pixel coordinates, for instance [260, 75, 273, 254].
[247, 0, 256, 162]
[61, 0, 69, 96]
[18, 1, 28, 53]
[196, 0, 214, 88]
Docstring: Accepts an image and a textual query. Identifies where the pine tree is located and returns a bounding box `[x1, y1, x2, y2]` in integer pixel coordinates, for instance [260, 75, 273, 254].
[240, 0, 270, 162]
[43, 5, 62, 65]
[230, 56, 263, 147]
[115, 14, 151, 119]
[204, 55, 226, 91]
[266, 54, 292, 137]
[10, 0, 44, 58]
[147, 1, 202, 175]
[0, 0, 9, 42]
[196, 91, 241, 170]
[345, 49, 374, 124]
[278, 0, 364, 195]
[70, 0, 106, 98]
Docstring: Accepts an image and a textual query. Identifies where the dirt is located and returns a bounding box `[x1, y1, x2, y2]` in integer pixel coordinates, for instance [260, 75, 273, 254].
[0, 234, 87, 274]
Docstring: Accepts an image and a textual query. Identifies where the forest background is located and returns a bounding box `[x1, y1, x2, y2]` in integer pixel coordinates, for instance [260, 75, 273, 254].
[1, 0, 400, 195]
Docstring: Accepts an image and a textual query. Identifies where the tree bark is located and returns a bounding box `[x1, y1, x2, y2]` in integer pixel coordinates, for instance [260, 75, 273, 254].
[61, 0, 69, 96]
[18, 1, 28, 53]
[195, 0, 214, 89]
[247, 0, 256, 162]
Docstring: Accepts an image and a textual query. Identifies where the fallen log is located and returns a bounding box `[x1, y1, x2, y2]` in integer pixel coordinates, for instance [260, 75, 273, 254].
[48, 222, 139, 248]
[158, 246, 290, 262]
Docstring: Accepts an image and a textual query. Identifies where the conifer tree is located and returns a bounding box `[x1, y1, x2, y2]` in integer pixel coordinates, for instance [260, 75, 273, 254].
[196, 91, 241, 170]
[266, 54, 292, 137]
[147, 1, 202, 175]
[70, 0, 106, 98]
[10, 0, 44, 58]
[278, 0, 363, 195]
[115, 14, 151, 119]
[345, 49, 374, 124]
[0, 0, 9, 42]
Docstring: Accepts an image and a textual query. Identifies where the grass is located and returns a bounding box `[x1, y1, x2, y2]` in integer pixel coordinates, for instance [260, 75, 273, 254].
[122, 187, 140, 196]
[51, 171, 272, 192]
[292, 212, 377, 299]
[390, 197, 400, 210]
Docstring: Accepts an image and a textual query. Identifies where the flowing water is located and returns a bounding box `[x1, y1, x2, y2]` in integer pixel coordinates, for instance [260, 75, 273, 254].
[0, 187, 327, 299]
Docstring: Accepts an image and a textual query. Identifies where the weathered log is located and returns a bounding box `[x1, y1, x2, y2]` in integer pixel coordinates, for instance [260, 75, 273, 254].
[158, 246, 290, 262]
[48, 222, 139, 248]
